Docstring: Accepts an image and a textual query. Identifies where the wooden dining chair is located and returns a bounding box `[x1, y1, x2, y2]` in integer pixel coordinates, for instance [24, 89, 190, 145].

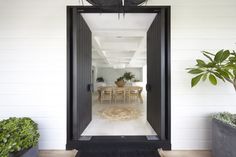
[113, 87, 125, 104]
[127, 86, 143, 103]
[100, 87, 113, 104]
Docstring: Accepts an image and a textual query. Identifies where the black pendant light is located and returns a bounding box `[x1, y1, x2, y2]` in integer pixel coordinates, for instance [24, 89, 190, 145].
[86, 0, 147, 7]
[124, 0, 147, 6]
[86, 0, 122, 6]
[84, 0, 148, 18]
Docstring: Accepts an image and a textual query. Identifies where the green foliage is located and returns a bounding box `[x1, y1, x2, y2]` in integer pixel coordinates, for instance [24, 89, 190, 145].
[123, 72, 135, 81]
[0, 117, 40, 157]
[209, 74, 217, 85]
[213, 112, 236, 128]
[191, 74, 203, 87]
[187, 50, 236, 90]
[96, 77, 104, 82]
[116, 76, 124, 82]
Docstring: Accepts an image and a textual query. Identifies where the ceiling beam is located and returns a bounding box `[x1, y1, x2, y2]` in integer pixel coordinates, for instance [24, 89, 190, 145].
[93, 29, 146, 37]
[128, 36, 146, 67]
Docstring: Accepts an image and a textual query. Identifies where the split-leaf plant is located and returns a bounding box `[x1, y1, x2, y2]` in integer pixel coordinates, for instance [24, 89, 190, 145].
[187, 50, 236, 91]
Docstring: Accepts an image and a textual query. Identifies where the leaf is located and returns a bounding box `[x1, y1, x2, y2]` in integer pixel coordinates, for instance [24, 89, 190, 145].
[196, 59, 206, 66]
[233, 70, 236, 77]
[209, 74, 217, 85]
[213, 49, 230, 63]
[229, 57, 236, 62]
[216, 69, 230, 79]
[191, 74, 204, 87]
[214, 49, 224, 63]
[225, 64, 236, 70]
[206, 62, 216, 68]
[224, 69, 234, 78]
[221, 50, 230, 62]
[188, 69, 204, 74]
[202, 73, 208, 81]
[212, 71, 225, 82]
[203, 53, 213, 62]
[202, 51, 215, 56]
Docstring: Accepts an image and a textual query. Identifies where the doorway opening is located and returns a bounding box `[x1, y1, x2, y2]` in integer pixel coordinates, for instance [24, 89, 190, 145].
[67, 6, 171, 151]
[82, 13, 156, 136]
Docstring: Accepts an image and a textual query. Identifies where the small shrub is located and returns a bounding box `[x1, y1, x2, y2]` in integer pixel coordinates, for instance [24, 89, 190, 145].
[213, 112, 236, 128]
[0, 117, 40, 157]
[96, 77, 104, 82]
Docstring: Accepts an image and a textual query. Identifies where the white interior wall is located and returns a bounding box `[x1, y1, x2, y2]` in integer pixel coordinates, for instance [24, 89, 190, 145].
[97, 67, 143, 84]
[0, 0, 236, 150]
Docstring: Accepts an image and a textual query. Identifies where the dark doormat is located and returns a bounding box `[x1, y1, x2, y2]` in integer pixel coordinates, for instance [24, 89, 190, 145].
[77, 150, 160, 157]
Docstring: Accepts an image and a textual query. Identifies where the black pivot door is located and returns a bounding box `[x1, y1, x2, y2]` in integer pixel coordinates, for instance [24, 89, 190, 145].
[147, 9, 166, 140]
[70, 9, 92, 139]
[67, 6, 171, 151]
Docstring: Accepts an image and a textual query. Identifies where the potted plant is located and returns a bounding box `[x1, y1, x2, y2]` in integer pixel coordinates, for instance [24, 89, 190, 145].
[186, 49, 236, 90]
[0, 117, 40, 157]
[123, 72, 135, 82]
[212, 112, 236, 157]
[96, 77, 104, 82]
[187, 49, 236, 157]
[115, 76, 125, 87]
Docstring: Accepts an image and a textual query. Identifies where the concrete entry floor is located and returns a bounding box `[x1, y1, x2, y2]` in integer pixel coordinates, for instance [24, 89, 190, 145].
[82, 94, 157, 136]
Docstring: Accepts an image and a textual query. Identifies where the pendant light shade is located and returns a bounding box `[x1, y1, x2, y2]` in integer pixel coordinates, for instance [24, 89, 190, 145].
[86, 0, 147, 6]
[86, 0, 122, 6]
[124, 0, 147, 6]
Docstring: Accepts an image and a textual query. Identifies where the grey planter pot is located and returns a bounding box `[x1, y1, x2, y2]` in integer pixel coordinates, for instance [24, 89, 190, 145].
[212, 118, 236, 157]
[9, 145, 38, 157]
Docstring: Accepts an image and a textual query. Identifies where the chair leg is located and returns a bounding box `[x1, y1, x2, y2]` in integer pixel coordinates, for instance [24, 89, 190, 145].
[123, 93, 125, 104]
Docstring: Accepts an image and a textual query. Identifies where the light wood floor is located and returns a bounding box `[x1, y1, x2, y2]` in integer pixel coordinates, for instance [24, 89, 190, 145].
[39, 150, 212, 157]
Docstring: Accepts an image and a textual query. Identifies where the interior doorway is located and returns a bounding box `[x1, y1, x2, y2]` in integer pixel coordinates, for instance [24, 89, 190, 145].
[67, 6, 171, 151]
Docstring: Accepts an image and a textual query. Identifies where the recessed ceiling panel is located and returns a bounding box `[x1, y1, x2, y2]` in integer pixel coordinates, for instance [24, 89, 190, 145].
[82, 13, 157, 68]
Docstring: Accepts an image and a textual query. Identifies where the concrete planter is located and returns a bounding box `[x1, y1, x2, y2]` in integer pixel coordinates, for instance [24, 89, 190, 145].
[212, 118, 236, 157]
[9, 145, 38, 157]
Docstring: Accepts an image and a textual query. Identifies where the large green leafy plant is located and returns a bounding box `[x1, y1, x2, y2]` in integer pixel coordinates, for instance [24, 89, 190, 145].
[0, 117, 40, 157]
[123, 72, 135, 81]
[187, 50, 236, 91]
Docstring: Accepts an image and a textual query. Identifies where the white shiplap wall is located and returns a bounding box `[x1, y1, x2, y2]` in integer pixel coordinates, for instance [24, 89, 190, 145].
[0, 0, 236, 150]
[0, 0, 67, 149]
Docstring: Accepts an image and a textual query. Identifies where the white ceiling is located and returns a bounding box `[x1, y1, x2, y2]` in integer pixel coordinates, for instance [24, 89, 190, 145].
[82, 13, 157, 68]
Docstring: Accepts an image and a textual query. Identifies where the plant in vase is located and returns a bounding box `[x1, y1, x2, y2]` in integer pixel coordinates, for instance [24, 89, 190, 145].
[187, 49, 236, 91]
[0, 117, 40, 157]
[115, 76, 125, 87]
[96, 77, 104, 82]
[212, 112, 236, 157]
[187, 49, 236, 157]
[123, 72, 135, 82]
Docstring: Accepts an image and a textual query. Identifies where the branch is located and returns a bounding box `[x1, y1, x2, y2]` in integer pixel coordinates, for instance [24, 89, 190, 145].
[225, 78, 234, 84]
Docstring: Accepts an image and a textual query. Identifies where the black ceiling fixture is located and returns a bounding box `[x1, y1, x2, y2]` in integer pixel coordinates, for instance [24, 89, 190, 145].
[124, 0, 147, 6]
[86, 0, 122, 6]
[81, 0, 148, 18]
[85, 0, 147, 7]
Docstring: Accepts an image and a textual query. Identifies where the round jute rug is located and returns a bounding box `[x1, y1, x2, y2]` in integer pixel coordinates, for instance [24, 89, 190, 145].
[99, 105, 141, 121]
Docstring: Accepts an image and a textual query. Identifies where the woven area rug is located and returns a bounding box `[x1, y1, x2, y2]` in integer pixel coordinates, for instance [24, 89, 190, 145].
[99, 105, 142, 121]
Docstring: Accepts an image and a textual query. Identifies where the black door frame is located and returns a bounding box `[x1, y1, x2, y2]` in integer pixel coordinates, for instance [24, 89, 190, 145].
[67, 5, 171, 151]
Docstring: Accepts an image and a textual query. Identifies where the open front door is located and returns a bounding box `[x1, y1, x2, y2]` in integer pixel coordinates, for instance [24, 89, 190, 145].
[71, 9, 92, 139]
[147, 9, 166, 140]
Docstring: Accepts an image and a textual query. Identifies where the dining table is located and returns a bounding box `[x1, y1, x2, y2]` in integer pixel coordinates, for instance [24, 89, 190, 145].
[97, 86, 143, 103]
